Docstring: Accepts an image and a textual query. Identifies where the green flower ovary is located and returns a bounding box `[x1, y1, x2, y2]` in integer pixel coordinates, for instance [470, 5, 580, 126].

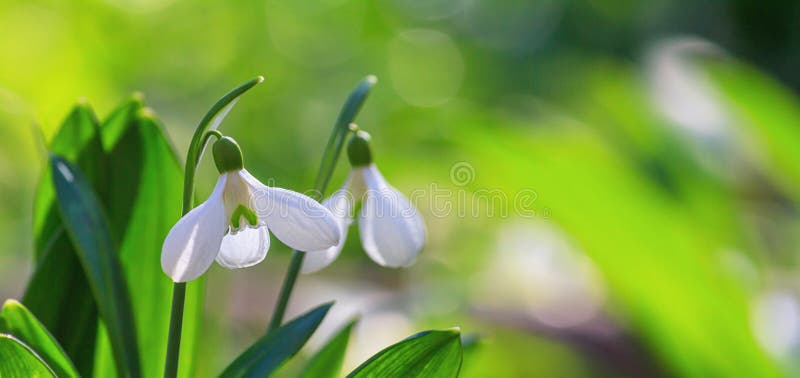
[230, 204, 258, 230]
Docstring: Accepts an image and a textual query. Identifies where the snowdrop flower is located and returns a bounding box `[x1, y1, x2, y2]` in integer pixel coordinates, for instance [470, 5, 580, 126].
[302, 130, 426, 273]
[162, 136, 341, 282]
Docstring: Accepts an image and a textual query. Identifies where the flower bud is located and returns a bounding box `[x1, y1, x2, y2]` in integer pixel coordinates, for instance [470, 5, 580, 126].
[347, 130, 373, 167]
[213, 136, 244, 173]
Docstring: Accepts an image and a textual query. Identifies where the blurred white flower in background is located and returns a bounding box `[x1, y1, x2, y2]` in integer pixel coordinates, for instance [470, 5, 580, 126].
[288, 278, 414, 373]
[476, 220, 606, 328]
[751, 290, 800, 358]
[646, 37, 728, 139]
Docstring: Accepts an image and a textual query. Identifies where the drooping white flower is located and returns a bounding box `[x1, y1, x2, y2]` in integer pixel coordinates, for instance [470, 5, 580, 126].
[161, 136, 341, 282]
[302, 130, 425, 273]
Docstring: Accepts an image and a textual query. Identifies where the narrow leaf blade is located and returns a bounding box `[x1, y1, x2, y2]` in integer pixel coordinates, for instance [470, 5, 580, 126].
[25, 103, 105, 376]
[0, 300, 79, 377]
[299, 319, 357, 378]
[221, 303, 333, 378]
[347, 329, 462, 378]
[50, 156, 141, 378]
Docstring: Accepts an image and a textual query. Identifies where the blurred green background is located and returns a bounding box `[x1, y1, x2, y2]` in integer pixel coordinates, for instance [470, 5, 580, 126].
[3, 0, 800, 376]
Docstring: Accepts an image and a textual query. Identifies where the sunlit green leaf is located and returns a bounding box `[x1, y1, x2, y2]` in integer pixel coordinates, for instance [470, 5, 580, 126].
[50, 155, 141, 378]
[24, 103, 105, 376]
[0, 334, 55, 377]
[100, 93, 144, 150]
[93, 106, 203, 378]
[221, 303, 333, 378]
[705, 60, 800, 199]
[299, 319, 357, 378]
[0, 300, 79, 377]
[347, 329, 462, 378]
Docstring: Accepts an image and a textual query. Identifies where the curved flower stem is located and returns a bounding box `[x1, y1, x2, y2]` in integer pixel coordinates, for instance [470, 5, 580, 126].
[164, 77, 264, 378]
[267, 75, 377, 333]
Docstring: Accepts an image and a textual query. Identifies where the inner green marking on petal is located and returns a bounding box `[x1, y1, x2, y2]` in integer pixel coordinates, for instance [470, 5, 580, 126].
[230, 204, 258, 229]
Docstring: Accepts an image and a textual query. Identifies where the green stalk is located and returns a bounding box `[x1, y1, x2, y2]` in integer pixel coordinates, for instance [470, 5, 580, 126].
[164, 76, 264, 378]
[267, 75, 377, 333]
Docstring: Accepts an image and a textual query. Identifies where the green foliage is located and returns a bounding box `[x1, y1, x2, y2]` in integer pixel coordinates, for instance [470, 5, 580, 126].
[705, 60, 800, 199]
[50, 155, 141, 377]
[221, 303, 332, 378]
[0, 334, 55, 377]
[22, 97, 204, 378]
[347, 329, 462, 378]
[24, 103, 105, 376]
[0, 300, 78, 377]
[299, 319, 357, 378]
[92, 99, 203, 378]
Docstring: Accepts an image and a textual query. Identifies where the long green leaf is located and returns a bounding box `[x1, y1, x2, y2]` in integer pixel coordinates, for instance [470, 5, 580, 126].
[0, 334, 55, 377]
[221, 303, 333, 378]
[50, 156, 141, 378]
[93, 107, 203, 378]
[0, 300, 79, 377]
[299, 319, 357, 378]
[347, 329, 462, 378]
[25, 103, 105, 376]
[33, 102, 107, 259]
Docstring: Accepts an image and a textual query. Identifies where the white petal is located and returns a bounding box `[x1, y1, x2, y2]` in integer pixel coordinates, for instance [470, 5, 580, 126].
[216, 226, 270, 269]
[301, 184, 356, 274]
[161, 175, 228, 282]
[240, 170, 341, 251]
[358, 164, 426, 268]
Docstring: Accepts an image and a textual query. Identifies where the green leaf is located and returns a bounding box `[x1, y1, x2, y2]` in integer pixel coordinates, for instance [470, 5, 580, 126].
[299, 319, 357, 378]
[347, 329, 462, 378]
[0, 334, 55, 377]
[221, 303, 333, 378]
[24, 103, 106, 376]
[50, 155, 141, 378]
[33, 102, 107, 260]
[0, 300, 79, 377]
[705, 60, 800, 199]
[93, 107, 204, 378]
[100, 93, 144, 150]
[23, 234, 99, 377]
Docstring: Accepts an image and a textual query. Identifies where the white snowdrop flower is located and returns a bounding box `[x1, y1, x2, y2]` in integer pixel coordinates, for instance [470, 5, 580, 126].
[161, 136, 341, 282]
[302, 130, 426, 273]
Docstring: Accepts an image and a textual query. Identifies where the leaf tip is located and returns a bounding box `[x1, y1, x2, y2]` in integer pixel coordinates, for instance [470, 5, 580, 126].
[1, 299, 20, 310]
[256, 75, 266, 84]
[365, 75, 377, 85]
[320, 301, 335, 311]
[131, 91, 145, 103]
[443, 327, 461, 338]
[138, 107, 157, 120]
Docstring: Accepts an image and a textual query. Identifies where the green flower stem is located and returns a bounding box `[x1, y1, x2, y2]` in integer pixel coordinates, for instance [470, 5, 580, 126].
[267, 75, 377, 333]
[164, 76, 264, 378]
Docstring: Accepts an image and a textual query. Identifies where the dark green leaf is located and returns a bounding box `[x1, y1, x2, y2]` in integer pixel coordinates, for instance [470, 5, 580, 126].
[93, 107, 204, 378]
[0, 300, 79, 377]
[50, 155, 141, 378]
[25, 103, 105, 376]
[299, 319, 357, 378]
[0, 334, 55, 377]
[221, 303, 333, 378]
[347, 329, 462, 378]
